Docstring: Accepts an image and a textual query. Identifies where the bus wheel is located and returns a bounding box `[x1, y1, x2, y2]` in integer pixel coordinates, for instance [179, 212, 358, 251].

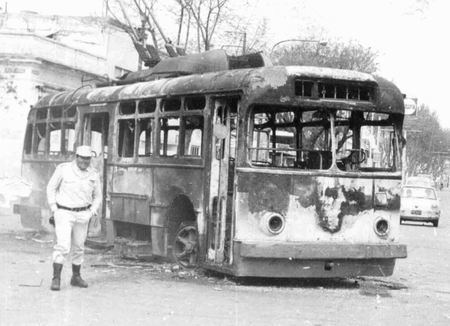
[172, 222, 198, 268]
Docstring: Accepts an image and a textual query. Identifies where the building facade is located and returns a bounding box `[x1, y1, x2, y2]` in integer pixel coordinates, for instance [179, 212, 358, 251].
[0, 11, 138, 177]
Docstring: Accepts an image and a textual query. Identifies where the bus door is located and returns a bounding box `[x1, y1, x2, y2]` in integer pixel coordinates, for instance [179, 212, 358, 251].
[81, 111, 109, 236]
[207, 98, 237, 265]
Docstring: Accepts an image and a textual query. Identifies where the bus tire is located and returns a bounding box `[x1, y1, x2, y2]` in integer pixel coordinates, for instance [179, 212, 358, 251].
[171, 222, 199, 269]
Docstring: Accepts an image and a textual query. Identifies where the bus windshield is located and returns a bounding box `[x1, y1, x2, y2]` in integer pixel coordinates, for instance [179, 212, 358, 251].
[249, 105, 401, 172]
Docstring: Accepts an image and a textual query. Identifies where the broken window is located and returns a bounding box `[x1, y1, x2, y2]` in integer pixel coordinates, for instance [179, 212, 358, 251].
[33, 123, 47, 155]
[118, 119, 135, 157]
[24, 124, 33, 155]
[138, 118, 153, 157]
[334, 111, 398, 172]
[160, 117, 179, 157]
[162, 98, 181, 112]
[183, 116, 203, 156]
[249, 106, 332, 169]
[361, 125, 396, 169]
[185, 96, 206, 111]
[119, 101, 136, 115]
[62, 121, 76, 154]
[138, 99, 156, 114]
[49, 122, 62, 155]
[64, 106, 77, 118]
[50, 107, 63, 119]
[36, 108, 48, 120]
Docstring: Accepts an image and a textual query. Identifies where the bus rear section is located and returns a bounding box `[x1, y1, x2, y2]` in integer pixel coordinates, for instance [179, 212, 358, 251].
[204, 78, 407, 277]
[232, 172, 406, 277]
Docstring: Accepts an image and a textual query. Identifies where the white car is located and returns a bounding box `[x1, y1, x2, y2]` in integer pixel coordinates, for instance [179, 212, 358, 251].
[400, 186, 440, 227]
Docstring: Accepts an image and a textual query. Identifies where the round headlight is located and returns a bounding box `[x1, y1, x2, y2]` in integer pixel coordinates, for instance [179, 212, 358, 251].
[268, 214, 284, 234]
[374, 217, 390, 238]
[260, 212, 285, 235]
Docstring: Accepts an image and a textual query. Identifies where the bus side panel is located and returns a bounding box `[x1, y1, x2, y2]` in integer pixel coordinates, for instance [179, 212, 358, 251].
[235, 172, 401, 243]
[152, 166, 204, 220]
[109, 166, 153, 224]
[108, 164, 204, 256]
[153, 166, 204, 256]
[17, 161, 60, 229]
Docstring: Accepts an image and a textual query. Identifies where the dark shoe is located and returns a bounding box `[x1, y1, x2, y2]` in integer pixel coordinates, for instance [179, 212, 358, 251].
[70, 264, 88, 288]
[50, 263, 63, 291]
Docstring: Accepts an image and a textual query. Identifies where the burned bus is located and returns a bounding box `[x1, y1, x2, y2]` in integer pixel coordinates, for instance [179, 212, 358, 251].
[15, 50, 407, 277]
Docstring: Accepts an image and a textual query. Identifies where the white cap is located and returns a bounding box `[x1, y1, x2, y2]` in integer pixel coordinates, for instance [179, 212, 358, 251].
[76, 145, 93, 158]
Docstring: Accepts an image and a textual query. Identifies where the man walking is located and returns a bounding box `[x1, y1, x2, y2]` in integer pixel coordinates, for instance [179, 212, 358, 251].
[47, 145, 101, 291]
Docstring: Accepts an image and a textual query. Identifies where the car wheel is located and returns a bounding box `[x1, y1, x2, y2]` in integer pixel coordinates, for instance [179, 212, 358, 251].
[433, 220, 439, 227]
[171, 222, 199, 268]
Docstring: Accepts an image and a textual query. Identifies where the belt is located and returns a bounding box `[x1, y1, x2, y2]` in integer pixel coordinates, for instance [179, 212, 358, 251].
[57, 203, 91, 212]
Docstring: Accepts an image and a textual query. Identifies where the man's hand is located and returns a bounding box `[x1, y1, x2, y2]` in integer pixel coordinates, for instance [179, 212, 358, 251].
[89, 209, 97, 218]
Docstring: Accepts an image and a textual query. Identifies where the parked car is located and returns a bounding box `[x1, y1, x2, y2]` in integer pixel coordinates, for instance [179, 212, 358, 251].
[400, 186, 440, 227]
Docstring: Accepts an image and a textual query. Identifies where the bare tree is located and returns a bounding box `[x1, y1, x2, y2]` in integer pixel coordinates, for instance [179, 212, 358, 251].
[176, 0, 229, 51]
[272, 39, 379, 74]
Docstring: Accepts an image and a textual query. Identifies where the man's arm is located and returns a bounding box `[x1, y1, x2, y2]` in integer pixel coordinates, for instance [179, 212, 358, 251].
[47, 165, 63, 213]
[90, 173, 102, 216]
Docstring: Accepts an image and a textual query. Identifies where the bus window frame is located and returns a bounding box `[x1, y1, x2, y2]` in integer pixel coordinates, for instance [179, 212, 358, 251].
[24, 106, 78, 160]
[246, 105, 402, 173]
[114, 96, 206, 165]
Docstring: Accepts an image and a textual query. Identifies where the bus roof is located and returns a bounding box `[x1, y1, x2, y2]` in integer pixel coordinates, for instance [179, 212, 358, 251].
[33, 65, 404, 114]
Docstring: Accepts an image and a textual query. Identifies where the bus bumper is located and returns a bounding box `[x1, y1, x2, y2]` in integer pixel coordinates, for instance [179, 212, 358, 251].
[231, 240, 407, 278]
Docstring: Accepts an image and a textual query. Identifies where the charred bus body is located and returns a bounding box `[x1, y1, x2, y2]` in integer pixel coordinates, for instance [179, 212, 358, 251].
[15, 50, 407, 277]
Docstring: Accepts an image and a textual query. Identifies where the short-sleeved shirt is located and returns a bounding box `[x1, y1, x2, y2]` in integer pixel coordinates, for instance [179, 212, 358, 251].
[47, 160, 102, 214]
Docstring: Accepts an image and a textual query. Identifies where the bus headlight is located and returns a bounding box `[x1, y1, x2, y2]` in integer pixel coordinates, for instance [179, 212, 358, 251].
[374, 217, 390, 238]
[260, 212, 285, 235]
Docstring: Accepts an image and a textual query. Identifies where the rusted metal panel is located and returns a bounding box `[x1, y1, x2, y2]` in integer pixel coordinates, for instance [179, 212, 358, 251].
[111, 166, 153, 196]
[151, 49, 229, 75]
[16, 161, 64, 229]
[152, 167, 204, 212]
[110, 192, 150, 225]
[231, 255, 396, 278]
[235, 171, 402, 243]
[238, 241, 407, 259]
[33, 66, 404, 115]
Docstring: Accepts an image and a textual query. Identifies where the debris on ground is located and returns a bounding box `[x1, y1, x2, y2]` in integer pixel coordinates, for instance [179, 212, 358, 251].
[18, 279, 43, 287]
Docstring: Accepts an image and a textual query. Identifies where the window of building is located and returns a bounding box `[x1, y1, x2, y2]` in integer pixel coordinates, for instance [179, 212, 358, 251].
[160, 117, 180, 157]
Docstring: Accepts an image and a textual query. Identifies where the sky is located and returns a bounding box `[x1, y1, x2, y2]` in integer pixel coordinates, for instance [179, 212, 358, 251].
[5, 0, 450, 127]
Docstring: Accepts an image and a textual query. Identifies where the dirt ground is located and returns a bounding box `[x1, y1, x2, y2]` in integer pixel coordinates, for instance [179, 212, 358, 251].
[1, 191, 450, 326]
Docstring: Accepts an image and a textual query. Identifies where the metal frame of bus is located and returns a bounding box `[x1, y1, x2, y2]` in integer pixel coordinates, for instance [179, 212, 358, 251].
[16, 65, 407, 278]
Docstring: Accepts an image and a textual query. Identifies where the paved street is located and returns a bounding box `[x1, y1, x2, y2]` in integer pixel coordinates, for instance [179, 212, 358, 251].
[1, 191, 450, 326]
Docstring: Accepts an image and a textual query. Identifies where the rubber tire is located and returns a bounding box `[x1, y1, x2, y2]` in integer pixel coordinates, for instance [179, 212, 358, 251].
[170, 222, 199, 268]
